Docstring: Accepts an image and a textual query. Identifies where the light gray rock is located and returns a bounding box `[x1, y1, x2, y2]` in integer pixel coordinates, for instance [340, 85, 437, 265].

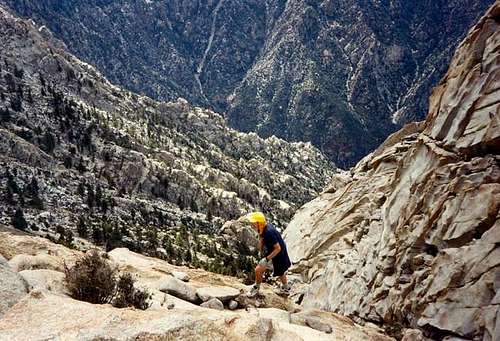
[18, 269, 66, 295]
[157, 276, 199, 304]
[0, 256, 28, 317]
[228, 300, 238, 310]
[305, 316, 332, 334]
[171, 271, 190, 282]
[220, 220, 259, 252]
[196, 286, 240, 303]
[0, 229, 393, 340]
[8, 254, 63, 272]
[401, 329, 429, 341]
[200, 298, 224, 311]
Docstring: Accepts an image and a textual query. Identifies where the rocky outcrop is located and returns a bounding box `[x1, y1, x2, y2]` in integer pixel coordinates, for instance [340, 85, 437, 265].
[284, 3, 500, 340]
[220, 219, 259, 253]
[0, 0, 493, 167]
[0, 225, 393, 341]
[172, 270, 190, 282]
[0, 254, 28, 317]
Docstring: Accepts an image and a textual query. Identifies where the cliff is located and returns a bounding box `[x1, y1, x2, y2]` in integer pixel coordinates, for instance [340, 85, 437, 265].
[284, 2, 500, 339]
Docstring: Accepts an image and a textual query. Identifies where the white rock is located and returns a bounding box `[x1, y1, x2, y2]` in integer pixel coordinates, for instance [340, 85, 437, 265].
[200, 298, 224, 310]
[157, 276, 199, 303]
[172, 271, 190, 282]
[18, 269, 66, 295]
[228, 300, 238, 310]
[8, 254, 63, 272]
[196, 286, 240, 303]
[0, 291, 392, 340]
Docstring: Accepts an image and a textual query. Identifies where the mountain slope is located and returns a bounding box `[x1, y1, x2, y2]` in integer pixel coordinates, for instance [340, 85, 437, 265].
[0, 0, 287, 110]
[227, 0, 495, 167]
[0, 0, 493, 167]
[0, 5, 334, 274]
[284, 2, 499, 339]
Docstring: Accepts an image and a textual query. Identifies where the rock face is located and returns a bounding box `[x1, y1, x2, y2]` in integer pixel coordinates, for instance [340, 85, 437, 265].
[0, 0, 493, 166]
[0, 5, 334, 276]
[0, 225, 393, 341]
[284, 3, 500, 340]
[0, 254, 28, 317]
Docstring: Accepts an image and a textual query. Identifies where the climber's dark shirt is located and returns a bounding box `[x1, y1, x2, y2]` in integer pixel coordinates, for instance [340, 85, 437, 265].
[262, 223, 291, 276]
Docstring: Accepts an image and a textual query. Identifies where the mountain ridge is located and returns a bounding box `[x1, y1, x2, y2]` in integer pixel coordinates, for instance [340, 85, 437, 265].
[1, 0, 493, 167]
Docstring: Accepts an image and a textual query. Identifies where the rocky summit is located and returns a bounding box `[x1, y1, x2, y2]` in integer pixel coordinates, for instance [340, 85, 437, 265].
[0, 225, 393, 340]
[0, 0, 494, 167]
[0, 4, 334, 278]
[284, 3, 500, 340]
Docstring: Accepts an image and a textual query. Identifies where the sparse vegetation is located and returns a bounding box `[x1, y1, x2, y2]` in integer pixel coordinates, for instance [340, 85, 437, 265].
[113, 273, 152, 310]
[64, 250, 117, 304]
[64, 250, 151, 310]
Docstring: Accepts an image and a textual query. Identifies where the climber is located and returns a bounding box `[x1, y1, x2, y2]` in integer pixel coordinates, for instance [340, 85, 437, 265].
[243, 212, 292, 297]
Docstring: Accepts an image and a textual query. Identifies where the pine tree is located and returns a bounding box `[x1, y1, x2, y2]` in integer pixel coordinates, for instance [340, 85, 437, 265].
[12, 208, 27, 230]
[5, 186, 14, 204]
[76, 157, 86, 173]
[65, 231, 74, 248]
[30, 194, 44, 210]
[0, 107, 11, 122]
[27, 88, 33, 103]
[6, 171, 20, 194]
[10, 95, 22, 112]
[95, 185, 103, 208]
[25, 177, 39, 196]
[42, 131, 56, 153]
[87, 185, 95, 209]
[106, 226, 122, 252]
[63, 155, 73, 169]
[92, 226, 103, 244]
[77, 181, 85, 196]
[77, 216, 87, 237]
[190, 200, 198, 213]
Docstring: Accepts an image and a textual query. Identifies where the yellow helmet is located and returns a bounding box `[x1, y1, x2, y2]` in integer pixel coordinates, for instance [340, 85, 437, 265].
[246, 212, 266, 225]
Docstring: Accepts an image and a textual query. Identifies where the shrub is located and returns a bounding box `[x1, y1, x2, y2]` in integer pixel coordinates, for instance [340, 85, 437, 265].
[64, 249, 117, 304]
[113, 273, 152, 310]
[64, 251, 151, 310]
